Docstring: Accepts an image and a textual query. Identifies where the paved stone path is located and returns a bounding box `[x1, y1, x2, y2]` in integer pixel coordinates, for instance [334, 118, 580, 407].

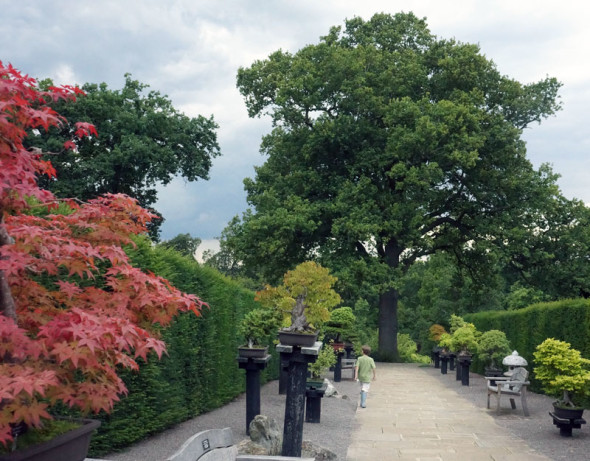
[346, 363, 549, 461]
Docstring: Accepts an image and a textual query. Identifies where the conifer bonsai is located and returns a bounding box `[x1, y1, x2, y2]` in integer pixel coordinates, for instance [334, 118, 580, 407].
[477, 330, 511, 371]
[238, 308, 281, 349]
[533, 338, 590, 409]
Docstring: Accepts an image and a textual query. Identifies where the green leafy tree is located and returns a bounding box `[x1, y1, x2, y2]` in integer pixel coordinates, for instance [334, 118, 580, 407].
[31, 75, 220, 238]
[158, 233, 201, 258]
[229, 12, 562, 359]
[255, 261, 341, 332]
[534, 338, 590, 408]
[476, 330, 511, 368]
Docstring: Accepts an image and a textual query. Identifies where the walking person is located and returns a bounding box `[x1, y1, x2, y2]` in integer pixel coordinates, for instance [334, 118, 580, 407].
[354, 345, 376, 408]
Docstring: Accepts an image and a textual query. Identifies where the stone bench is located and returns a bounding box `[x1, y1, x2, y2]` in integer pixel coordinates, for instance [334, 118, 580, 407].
[86, 427, 314, 461]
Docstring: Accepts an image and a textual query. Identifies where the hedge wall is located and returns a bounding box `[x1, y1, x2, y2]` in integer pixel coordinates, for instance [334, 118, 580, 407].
[465, 298, 590, 394]
[87, 238, 278, 456]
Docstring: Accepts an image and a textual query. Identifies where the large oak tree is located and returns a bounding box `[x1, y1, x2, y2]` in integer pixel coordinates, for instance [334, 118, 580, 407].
[31, 75, 220, 238]
[228, 13, 563, 359]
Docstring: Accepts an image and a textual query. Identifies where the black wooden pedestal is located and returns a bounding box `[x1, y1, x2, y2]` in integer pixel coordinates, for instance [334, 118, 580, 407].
[279, 351, 290, 395]
[458, 354, 472, 386]
[333, 350, 345, 382]
[237, 354, 271, 435]
[449, 353, 456, 371]
[432, 348, 441, 368]
[440, 354, 448, 374]
[305, 383, 327, 423]
[276, 341, 320, 458]
[549, 411, 586, 436]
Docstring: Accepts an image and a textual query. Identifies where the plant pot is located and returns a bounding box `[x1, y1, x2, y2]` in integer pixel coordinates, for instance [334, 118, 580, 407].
[332, 342, 345, 352]
[306, 380, 325, 390]
[0, 418, 100, 461]
[552, 402, 585, 420]
[238, 346, 269, 358]
[278, 330, 318, 347]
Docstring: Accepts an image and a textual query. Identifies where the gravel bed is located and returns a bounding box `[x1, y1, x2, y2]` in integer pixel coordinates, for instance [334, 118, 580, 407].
[425, 364, 590, 461]
[105, 374, 359, 461]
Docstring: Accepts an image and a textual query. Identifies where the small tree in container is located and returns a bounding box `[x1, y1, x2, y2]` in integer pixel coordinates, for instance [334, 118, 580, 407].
[533, 338, 590, 409]
[477, 330, 512, 372]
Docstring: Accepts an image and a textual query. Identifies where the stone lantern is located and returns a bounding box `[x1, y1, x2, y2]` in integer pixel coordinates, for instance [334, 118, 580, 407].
[502, 350, 528, 371]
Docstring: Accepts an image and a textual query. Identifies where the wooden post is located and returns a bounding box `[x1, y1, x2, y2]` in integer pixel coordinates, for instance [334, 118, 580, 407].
[333, 350, 344, 382]
[305, 383, 327, 423]
[237, 355, 271, 435]
[440, 354, 448, 374]
[277, 341, 320, 458]
[278, 351, 290, 395]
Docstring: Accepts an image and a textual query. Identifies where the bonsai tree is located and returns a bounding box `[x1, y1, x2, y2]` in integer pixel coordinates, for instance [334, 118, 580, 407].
[308, 344, 337, 380]
[323, 306, 357, 344]
[255, 261, 341, 333]
[438, 333, 454, 354]
[477, 330, 512, 370]
[450, 324, 479, 355]
[0, 63, 206, 446]
[533, 338, 590, 408]
[238, 308, 281, 348]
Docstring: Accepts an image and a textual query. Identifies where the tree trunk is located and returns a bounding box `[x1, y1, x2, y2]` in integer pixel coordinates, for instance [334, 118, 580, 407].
[377, 240, 402, 361]
[378, 287, 399, 361]
[0, 217, 17, 320]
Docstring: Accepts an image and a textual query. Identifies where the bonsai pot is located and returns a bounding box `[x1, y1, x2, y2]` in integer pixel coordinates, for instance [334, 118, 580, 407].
[331, 342, 345, 352]
[278, 330, 318, 347]
[305, 380, 325, 390]
[552, 402, 585, 420]
[238, 346, 269, 358]
[0, 418, 100, 461]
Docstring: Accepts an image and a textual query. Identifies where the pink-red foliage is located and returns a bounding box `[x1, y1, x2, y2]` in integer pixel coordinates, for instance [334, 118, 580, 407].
[0, 61, 206, 446]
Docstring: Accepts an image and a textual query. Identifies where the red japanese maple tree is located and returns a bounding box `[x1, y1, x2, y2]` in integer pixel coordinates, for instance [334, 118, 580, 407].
[0, 62, 207, 445]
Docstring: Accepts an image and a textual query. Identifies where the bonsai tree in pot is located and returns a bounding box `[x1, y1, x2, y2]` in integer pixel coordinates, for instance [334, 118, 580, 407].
[238, 308, 281, 356]
[307, 344, 337, 386]
[255, 261, 341, 345]
[438, 333, 453, 356]
[0, 63, 206, 455]
[477, 330, 512, 374]
[448, 315, 479, 357]
[533, 338, 590, 414]
[323, 306, 357, 350]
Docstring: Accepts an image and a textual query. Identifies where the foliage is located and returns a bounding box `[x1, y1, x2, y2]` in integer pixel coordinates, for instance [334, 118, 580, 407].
[533, 338, 590, 408]
[31, 75, 220, 238]
[504, 282, 547, 310]
[450, 325, 479, 354]
[238, 308, 281, 347]
[88, 239, 275, 455]
[0, 62, 206, 447]
[0, 419, 80, 454]
[449, 314, 467, 333]
[308, 344, 337, 379]
[476, 330, 511, 368]
[323, 306, 357, 343]
[437, 333, 453, 352]
[466, 299, 590, 400]
[428, 324, 447, 342]
[397, 333, 430, 364]
[255, 261, 341, 332]
[158, 233, 201, 259]
[229, 12, 563, 359]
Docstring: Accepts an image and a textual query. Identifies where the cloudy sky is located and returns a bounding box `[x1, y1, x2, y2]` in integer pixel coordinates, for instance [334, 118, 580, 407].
[2, 1, 589, 255]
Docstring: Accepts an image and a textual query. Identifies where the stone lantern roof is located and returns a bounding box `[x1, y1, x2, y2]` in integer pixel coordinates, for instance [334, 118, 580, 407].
[502, 350, 528, 367]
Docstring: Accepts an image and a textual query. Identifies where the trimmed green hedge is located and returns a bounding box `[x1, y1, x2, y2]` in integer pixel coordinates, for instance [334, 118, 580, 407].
[88, 239, 278, 456]
[465, 298, 590, 397]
